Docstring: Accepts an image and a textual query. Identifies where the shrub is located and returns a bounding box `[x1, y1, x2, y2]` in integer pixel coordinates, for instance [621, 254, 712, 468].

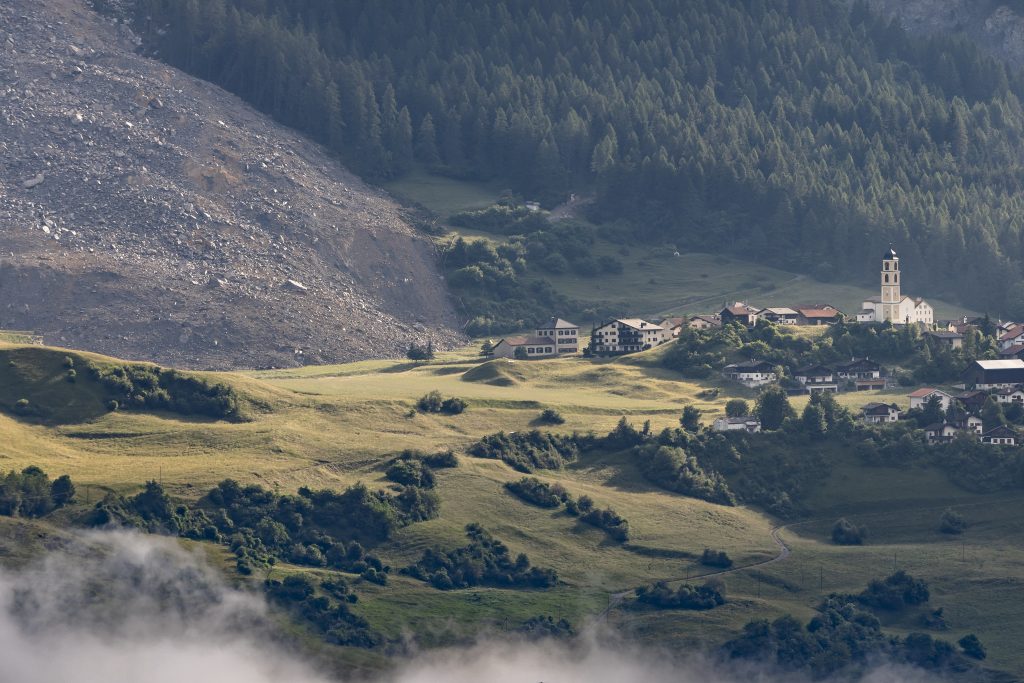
[517, 615, 576, 639]
[402, 523, 558, 590]
[440, 397, 467, 414]
[66, 369, 77, 383]
[700, 548, 733, 568]
[537, 408, 565, 425]
[468, 430, 581, 472]
[831, 517, 866, 545]
[13, 398, 31, 415]
[958, 634, 986, 660]
[0, 467, 72, 517]
[385, 458, 436, 488]
[504, 477, 567, 508]
[858, 570, 930, 611]
[939, 508, 966, 535]
[419, 450, 458, 468]
[416, 391, 466, 414]
[635, 579, 725, 610]
[725, 399, 750, 418]
[406, 341, 435, 361]
[107, 400, 119, 411]
[580, 507, 630, 542]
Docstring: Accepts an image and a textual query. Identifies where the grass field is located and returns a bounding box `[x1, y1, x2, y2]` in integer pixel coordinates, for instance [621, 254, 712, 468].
[2, 341, 1023, 675]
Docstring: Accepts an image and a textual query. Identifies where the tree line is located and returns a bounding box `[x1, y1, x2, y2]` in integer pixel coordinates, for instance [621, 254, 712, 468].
[125, 0, 1024, 314]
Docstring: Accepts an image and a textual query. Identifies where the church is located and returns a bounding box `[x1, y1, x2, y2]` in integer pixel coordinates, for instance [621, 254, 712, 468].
[856, 248, 934, 326]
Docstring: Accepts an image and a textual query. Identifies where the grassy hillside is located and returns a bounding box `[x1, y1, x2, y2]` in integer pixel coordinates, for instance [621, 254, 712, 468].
[385, 172, 979, 323]
[1, 342, 1021, 675]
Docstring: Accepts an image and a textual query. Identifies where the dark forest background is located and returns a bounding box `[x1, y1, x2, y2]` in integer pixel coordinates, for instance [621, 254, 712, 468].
[127, 0, 1024, 314]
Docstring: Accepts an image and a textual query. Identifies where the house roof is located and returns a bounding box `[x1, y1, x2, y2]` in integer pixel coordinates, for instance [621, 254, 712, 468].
[923, 422, 950, 433]
[796, 365, 833, 375]
[539, 317, 578, 330]
[797, 306, 842, 318]
[1000, 325, 1024, 341]
[999, 344, 1024, 357]
[908, 388, 949, 398]
[496, 335, 554, 347]
[722, 303, 758, 316]
[615, 318, 663, 331]
[984, 425, 1019, 438]
[689, 314, 722, 324]
[992, 386, 1024, 396]
[725, 360, 775, 371]
[884, 247, 898, 260]
[717, 417, 761, 425]
[658, 317, 686, 329]
[835, 358, 880, 369]
[759, 307, 799, 316]
[863, 402, 898, 414]
[974, 360, 1024, 371]
[955, 390, 988, 400]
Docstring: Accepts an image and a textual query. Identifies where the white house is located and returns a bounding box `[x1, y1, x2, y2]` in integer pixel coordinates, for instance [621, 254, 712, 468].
[491, 336, 556, 359]
[757, 307, 799, 326]
[1000, 324, 1024, 350]
[794, 364, 839, 393]
[982, 425, 1019, 446]
[723, 360, 777, 388]
[856, 248, 934, 326]
[908, 388, 953, 411]
[993, 386, 1024, 405]
[712, 417, 761, 433]
[862, 402, 901, 424]
[591, 319, 669, 355]
[536, 317, 579, 354]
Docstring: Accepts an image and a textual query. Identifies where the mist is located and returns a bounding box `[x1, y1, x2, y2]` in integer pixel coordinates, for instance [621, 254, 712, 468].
[0, 530, 942, 683]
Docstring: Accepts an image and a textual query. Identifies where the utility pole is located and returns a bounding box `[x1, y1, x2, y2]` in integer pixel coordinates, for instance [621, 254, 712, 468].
[893, 550, 897, 572]
[819, 565, 823, 591]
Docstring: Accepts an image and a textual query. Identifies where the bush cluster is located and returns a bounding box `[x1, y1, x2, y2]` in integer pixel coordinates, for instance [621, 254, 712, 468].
[402, 523, 558, 590]
[504, 477, 568, 508]
[857, 570, 930, 611]
[634, 579, 726, 610]
[700, 548, 733, 569]
[86, 362, 241, 420]
[416, 390, 467, 415]
[831, 518, 867, 545]
[0, 467, 75, 517]
[515, 615, 576, 640]
[468, 430, 582, 472]
[579, 507, 630, 542]
[265, 575, 380, 647]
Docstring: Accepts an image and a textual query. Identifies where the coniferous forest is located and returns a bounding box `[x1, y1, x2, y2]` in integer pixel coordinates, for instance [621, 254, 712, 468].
[129, 0, 1024, 313]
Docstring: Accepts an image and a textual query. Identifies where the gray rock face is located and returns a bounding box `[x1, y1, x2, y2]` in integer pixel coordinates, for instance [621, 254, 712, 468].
[0, 0, 461, 369]
[863, 0, 1024, 67]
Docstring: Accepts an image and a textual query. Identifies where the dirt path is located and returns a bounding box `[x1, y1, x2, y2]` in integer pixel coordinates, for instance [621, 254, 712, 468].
[598, 493, 1020, 620]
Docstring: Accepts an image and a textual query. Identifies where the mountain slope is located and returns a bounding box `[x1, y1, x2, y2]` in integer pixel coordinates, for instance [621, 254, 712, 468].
[0, 0, 460, 369]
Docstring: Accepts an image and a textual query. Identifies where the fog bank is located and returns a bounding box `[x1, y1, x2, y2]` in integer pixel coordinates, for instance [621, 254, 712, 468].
[0, 531, 941, 683]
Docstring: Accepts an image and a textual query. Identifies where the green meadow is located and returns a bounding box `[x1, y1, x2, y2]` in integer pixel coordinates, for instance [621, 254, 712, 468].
[1, 340, 1022, 675]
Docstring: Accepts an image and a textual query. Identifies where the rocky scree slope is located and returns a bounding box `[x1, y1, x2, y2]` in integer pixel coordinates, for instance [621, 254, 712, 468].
[0, 0, 461, 369]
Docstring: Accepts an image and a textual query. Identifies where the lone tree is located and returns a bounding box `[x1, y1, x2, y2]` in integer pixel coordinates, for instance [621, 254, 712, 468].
[680, 405, 702, 432]
[756, 386, 795, 431]
[832, 517, 866, 545]
[959, 634, 986, 660]
[725, 399, 749, 418]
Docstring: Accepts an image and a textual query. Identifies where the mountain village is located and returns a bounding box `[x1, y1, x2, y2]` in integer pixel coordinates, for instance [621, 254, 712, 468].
[485, 248, 1024, 447]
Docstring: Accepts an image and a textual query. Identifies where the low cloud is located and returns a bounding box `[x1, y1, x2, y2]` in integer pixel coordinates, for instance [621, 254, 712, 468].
[0, 530, 941, 683]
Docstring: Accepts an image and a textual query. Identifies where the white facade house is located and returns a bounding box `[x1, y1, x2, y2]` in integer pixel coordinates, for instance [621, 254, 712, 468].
[591, 319, 669, 355]
[856, 248, 934, 325]
[536, 318, 579, 354]
[994, 386, 1024, 405]
[491, 336, 556, 359]
[723, 360, 777, 388]
[999, 324, 1024, 350]
[862, 402, 901, 424]
[908, 388, 953, 411]
[712, 417, 762, 433]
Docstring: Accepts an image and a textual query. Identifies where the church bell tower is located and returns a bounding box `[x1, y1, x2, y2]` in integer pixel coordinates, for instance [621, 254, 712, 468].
[880, 246, 900, 321]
